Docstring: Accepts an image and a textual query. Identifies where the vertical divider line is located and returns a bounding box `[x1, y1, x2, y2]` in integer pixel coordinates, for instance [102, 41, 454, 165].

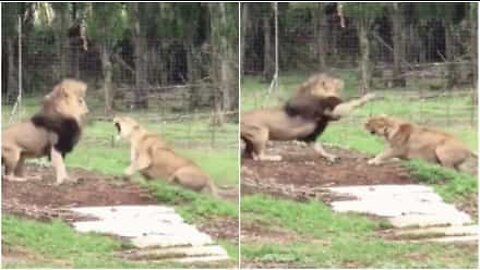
[237, 2, 242, 268]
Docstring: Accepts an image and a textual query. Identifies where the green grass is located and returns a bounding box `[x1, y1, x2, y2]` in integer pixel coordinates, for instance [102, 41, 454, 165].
[240, 73, 478, 268]
[2, 99, 239, 268]
[241, 195, 477, 268]
[2, 215, 189, 268]
[242, 73, 478, 202]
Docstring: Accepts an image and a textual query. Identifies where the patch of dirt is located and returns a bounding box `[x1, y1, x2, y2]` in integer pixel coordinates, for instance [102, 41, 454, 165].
[241, 143, 414, 204]
[243, 142, 413, 187]
[198, 216, 239, 244]
[2, 166, 157, 222]
[1, 246, 70, 267]
[240, 222, 301, 245]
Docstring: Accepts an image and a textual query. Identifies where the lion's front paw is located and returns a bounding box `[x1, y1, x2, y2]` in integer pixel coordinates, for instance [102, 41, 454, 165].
[367, 158, 381, 165]
[324, 154, 338, 163]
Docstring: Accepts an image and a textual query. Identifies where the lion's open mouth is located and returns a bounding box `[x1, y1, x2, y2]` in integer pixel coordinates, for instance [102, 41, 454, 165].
[370, 130, 376, 135]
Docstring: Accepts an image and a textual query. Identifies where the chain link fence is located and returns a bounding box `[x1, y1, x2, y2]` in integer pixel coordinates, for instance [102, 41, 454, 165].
[241, 2, 477, 135]
[2, 2, 239, 149]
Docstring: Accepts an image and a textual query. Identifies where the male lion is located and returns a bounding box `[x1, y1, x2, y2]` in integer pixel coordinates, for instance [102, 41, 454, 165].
[241, 73, 375, 161]
[2, 79, 89, 184]
[113, 116, 218, 195]
[365, 115, 477, 172]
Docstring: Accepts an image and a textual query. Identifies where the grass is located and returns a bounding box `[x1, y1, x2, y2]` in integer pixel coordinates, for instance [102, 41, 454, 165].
[241, 195, 477, 268]
[241, 73, 478, 201]
[2, 98, 239, 268]
[240, 73, 478, 268]
[2, 215, 187, 268]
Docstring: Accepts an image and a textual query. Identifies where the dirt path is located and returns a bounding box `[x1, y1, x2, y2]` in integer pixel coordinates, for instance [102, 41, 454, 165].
[2, 165, 239, 264]
[242, 142, 414, 202]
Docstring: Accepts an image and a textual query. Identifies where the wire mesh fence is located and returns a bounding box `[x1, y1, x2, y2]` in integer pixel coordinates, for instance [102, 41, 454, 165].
[2, 2, 239, 149]
[241, 2, 477, 135]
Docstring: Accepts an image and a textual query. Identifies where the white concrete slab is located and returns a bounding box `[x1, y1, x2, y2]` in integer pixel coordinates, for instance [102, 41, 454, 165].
[126, 245, 228, 260]
[173, 254, 231, 263]
[70, 205, 229, 263]
[410, 235, 479, 244]
[328, 184, 473, 230]
[389, 213, 472, 228]
[132, 234, 213, 248]
[394, 225, 478, 237]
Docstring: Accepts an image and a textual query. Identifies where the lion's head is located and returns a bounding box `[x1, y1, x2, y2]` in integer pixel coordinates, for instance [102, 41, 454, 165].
[364, 115, 397, 137]
[113, 116, 140, 140]
[42, 79, 89, 122]
[296, 73, 344, 98]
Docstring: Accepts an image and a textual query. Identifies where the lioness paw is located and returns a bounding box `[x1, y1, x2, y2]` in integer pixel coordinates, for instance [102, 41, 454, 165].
[367, 158, 381, 165]
[325, 155, 338, 162]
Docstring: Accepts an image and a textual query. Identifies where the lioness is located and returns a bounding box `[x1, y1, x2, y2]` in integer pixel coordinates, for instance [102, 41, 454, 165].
[113, 116, 218, 195]
[241, 73, 375, 161]
[365, 115, 477, 171]
[2, 79, 89, 184]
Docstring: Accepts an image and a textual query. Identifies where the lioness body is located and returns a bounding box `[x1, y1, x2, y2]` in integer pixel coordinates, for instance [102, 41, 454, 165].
[113, 116, 216, 194]
[2, 79, 88, 183]
[365, 115, 476, 171]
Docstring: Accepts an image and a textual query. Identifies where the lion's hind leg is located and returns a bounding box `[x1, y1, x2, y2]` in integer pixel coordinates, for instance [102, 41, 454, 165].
[242, 125, 282, 161]
[434, 144, 469, 171]
[2, 147, 27, 182]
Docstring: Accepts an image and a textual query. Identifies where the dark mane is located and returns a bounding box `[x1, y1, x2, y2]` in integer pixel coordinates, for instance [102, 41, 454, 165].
[283, 95, 343, 143]
[30, 113, 82, 157]
[284, 95, 343, 120]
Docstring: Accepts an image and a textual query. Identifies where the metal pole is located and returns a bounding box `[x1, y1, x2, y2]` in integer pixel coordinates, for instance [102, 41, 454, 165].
[273, 2, 278, 93]
[267, 2, 279, 95]
[18, 15, 22, 118]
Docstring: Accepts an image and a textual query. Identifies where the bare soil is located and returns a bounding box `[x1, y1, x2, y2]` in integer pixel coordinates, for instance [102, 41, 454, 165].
[241, 142, 414, 204]
[2, 165, 238, 245]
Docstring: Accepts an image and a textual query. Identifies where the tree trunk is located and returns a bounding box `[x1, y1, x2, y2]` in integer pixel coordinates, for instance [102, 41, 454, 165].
[358, 20, 370, 93]
[53, 3, 70, 78]
[391, 3, 406, 87]
[470, 3, 477, 89]
[262, 11, 274, 81]
[69, 3, 80, 78]
[131, 3, 148, 109]
[240, 3, 248, 78]
[5, 38, 18, 103]
[445, 22, 458, 89]
[314, 3, 327, 71]
[208, 3, 237, 125]
[101, 45, 112, 115]
[218, 3, 234, 111]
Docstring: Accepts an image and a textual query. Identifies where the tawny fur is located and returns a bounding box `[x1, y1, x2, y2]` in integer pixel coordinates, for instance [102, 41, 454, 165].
[241, 73, 375, 161]
[365, 115, 477, 173]
[2, 79, 89, 184]
[113, 116, 218, 195]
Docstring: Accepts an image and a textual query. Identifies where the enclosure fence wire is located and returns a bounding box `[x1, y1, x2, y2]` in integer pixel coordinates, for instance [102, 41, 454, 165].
[2, 2, 239, 150]
[242, 2, 477, 145]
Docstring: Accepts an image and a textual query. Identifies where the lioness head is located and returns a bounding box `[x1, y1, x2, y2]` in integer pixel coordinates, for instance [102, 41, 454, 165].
[296, 73, 344, 98]
[113, 116, 140, 141]
[42, 79, 89, 122]
[364, 115, 396, 137]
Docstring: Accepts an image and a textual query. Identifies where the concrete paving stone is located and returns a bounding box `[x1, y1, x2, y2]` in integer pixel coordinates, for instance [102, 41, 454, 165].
[125, 245, 228, 260]
[409, 235, 478, 244]
[131, 234, 213, 248]
[389, 213, 472, 228]
[393, 225, 478, 237]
